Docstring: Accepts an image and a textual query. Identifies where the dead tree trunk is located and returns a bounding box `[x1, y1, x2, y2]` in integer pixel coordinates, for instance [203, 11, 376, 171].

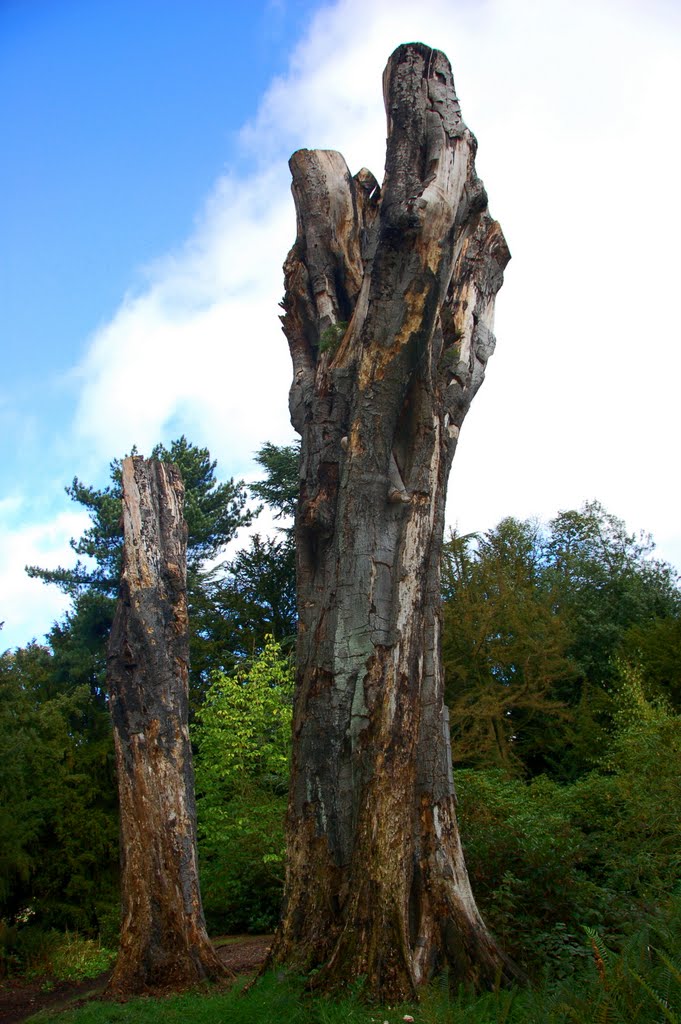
[267, 43, 512, 1001]
[106, 456, 224, 994]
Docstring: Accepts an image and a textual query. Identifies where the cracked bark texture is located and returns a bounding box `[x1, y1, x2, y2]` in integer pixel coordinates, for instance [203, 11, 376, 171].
[106, 457, 224, 995]
[267, 43, 512, 1002]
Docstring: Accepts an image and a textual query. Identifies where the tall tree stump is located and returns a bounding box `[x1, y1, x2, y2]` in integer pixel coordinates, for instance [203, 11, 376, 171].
[106, 456, 224, 994]
[267, 43, 513, 1001]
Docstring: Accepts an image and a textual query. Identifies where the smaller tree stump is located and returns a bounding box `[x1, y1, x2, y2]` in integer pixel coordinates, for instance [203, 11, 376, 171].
[106, 456, 225, 994]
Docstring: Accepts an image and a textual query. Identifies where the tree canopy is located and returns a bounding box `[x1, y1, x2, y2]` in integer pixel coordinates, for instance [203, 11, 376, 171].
[442, 502, 680, 778]
[442, 518, 575, 774]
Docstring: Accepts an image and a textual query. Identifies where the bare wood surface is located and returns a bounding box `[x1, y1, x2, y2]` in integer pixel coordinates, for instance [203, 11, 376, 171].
[106, 457, 224, 994]
[268, 43, 512, 1001]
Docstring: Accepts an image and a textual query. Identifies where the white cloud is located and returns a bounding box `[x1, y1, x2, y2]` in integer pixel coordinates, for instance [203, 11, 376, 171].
[72, 168, 295, 475]
[0, 501, 89, 651]
[70, 0, 680, 575]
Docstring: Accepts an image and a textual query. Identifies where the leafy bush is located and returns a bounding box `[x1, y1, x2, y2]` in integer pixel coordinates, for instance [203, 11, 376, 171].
[198, 790, 286, 933]
[456, 769, 605, 977]
[48, 932, 117, 982]
[546, 895, 681, 1023]
[456, 670, 681, 979]
[0, 921, 56, 978]
[0, 924, 115, 980]
[192, 637, 293, 933]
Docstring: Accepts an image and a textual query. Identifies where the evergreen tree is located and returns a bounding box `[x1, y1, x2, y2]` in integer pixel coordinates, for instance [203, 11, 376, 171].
[27, 437, 252, 704]
[217, 534, 296, 656]
[0, 645, 118, 931]
[210, 440, 299, 657]
[250, 440, 299, 522]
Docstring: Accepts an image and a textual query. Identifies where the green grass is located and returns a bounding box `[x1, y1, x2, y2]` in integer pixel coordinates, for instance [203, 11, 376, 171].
[24, 910, 681, 1024]
[25, 973, 527, 1024]
[23, 956, 681, 1024]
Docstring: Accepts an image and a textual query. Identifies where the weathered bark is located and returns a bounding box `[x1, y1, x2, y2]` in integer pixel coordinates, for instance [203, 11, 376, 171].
[267, 43, 512, 1001]
[106, 457, 225, 994]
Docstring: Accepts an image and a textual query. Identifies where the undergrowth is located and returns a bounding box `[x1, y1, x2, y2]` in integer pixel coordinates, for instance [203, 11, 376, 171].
[0, 925, 116, 982]
[24, 907, 681, 1024]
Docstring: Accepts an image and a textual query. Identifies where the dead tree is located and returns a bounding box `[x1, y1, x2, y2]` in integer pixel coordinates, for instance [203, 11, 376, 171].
[267, 43, 512, 1001]
[106, 456, 224, 994]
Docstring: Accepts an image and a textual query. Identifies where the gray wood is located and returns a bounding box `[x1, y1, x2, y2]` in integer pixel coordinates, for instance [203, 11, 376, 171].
[268, 43, 513, 1000]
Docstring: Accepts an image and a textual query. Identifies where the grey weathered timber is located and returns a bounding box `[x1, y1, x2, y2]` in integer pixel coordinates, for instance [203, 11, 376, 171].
[106, 457, 224, 994]
[267, 43, 513, 1000]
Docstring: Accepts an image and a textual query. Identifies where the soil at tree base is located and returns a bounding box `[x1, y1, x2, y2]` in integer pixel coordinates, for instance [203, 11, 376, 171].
[0, 935, 271, 1023]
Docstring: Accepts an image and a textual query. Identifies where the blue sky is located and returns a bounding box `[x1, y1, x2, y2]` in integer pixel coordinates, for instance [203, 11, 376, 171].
[1, 0, 680, 649]
[1, 0, 316, 478]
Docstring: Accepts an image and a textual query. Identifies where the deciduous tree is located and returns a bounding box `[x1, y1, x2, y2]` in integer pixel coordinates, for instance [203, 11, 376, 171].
[442, 520, 575, 775]
[193, 637, 293, 932]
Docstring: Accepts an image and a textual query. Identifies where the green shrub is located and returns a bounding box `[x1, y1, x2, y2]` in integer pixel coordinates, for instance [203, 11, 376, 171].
[456, 769, 607, 977]
[198, 789, 286, 933]
[456, 680, 681, 979]
[546, 895, 681, 1023]
[0, 924, 115, 980]
[193, 638, 292, 933]
[48, 932, 117, 982]
[0, 924, 60, 978]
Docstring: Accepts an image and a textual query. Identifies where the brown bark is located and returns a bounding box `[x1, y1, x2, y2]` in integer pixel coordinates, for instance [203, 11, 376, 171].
[267, 43, 513, 1001]
[106, 457, 225, 995]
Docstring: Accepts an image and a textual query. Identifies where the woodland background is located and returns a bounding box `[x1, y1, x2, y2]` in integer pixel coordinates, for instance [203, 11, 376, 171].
[1, 436, 679, 1013]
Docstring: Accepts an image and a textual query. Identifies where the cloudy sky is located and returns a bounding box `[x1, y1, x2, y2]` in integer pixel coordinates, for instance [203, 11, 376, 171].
[1, 0, 680, 650]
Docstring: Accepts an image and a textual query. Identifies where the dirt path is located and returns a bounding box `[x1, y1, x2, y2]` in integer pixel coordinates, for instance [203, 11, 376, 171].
[0, 935, 271, 1023]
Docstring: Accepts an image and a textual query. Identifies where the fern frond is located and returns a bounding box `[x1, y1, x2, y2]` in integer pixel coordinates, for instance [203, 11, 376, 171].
[553, 1003, 584, 1023]
[654, 946, 681, 989]
[631, 969, 679, 1024]
[494, 987, 516, 1024]
[585, 926, 612, 986]
[594, 1000, 614, 1024]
